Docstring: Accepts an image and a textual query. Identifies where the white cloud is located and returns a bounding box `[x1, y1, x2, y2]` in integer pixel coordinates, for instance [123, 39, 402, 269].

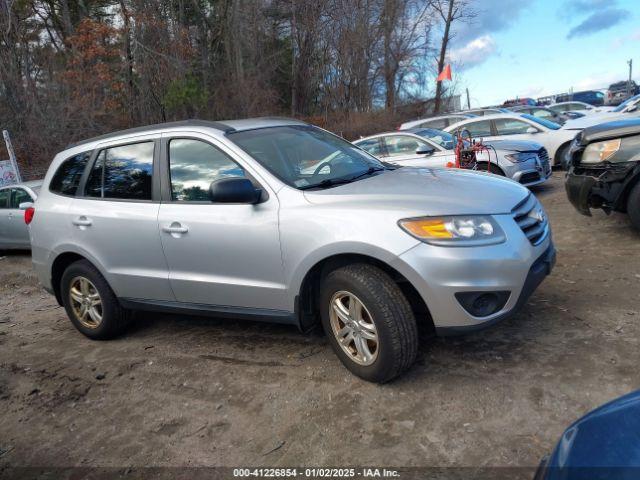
[448, 35, 497, 70]
[611, 29, 640, 49]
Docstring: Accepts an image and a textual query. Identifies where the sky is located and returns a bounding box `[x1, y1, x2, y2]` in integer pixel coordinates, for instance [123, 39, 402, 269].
[444, 0, 639, 107]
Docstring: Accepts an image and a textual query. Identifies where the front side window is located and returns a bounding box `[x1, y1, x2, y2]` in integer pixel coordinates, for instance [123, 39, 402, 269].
[85, 142, 154, 200]
[521, 114, 561, 130]
[228, 125, 383, 190]
[494, 118, 533, 135]
[461, 120, 492, 138]
[413, 128, 454, 149]
[0, 189, 9, 209]
[382, 135, 426, 157]
[419, 118, 447, 129]
[10, 188, 31, 208]
[169, 139, 245, 202]
[356, 138, 383, 156]
[49, 151, 92, 196]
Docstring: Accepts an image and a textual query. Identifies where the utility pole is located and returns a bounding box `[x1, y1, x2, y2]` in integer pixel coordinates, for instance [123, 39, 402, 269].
[627, 59, 633, 97]
[466, 88, 471, 110]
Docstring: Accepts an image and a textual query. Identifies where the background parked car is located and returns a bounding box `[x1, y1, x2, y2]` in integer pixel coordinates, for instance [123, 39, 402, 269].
[511, 106, 572, 125]
[606, 80, 639, 106]
[354, 128, 552, 187]
[565, 118, 640, 230]
[399, 113, 477, 130]
[549, 101, 614, 115]
[502, 97, 537, 107]
[443, 113, 579, 166]
[0, 181, 41, 250]
[534, 389, 640, 479]
[555, 90, 606, 106]
[457, 108, 511, 116]
[562, 94, 640, 130]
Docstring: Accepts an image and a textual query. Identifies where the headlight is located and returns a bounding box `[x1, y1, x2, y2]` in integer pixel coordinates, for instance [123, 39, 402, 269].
[398, 215, 505, 246]
[581, 138, 621, 164]
[504, 152, 535, 163]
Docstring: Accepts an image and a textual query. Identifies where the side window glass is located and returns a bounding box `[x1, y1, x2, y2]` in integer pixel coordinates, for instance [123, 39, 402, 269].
[420, 119, 447, 129]
[11, 188, 31, 208]
[85, 142, 154, 200]
[85, 150, 104, 198]
[494, 119, 533, 135]
[463, 120, 492, 138]
[49, 151, 92, 196]
[383, 136, 425, 157]
[356, 139, 383, 156]
[0, 189, 9, 209]
[169, 139, 245, 202]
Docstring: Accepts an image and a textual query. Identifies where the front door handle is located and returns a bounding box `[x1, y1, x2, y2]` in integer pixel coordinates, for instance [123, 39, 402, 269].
[72, 216, 92, 227]
[162, 223, 188, 235]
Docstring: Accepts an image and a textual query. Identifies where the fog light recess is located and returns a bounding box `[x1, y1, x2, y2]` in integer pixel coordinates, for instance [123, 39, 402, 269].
[455, 291, 510, 318]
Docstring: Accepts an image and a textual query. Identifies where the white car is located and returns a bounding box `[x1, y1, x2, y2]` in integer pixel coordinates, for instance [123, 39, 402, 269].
[353, 128, 552, 187]
[562, 94, 640, 130]
[444, 113, 579, 166]
[549, 101, 614, 116]
[399, 113, 477, 131]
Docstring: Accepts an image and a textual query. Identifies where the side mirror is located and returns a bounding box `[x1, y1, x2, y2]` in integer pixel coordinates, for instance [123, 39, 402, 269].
[526, 127, 539, 134]
[209, 177, 261, 204]
[19, 201, 34, 210]
[416, 146, 435, 155]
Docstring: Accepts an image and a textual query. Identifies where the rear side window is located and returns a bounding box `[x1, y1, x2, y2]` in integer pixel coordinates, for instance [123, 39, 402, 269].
[419, 119, 447, 129]
[50, 151, 92, 196]
[85, 142, 154, 200]
[0, 189, 9, 208]
[356, 138, 383, 156]
[462, 120, 492, 138]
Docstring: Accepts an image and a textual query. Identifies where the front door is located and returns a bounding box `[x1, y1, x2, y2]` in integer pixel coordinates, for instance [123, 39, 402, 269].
[6, 188, 33, 247]
[157, 134, 286, 311]
[381, 135, 447, 168]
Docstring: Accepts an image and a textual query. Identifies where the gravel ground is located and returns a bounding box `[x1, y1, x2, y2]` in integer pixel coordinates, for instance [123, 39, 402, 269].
[1, 172, 639, 473]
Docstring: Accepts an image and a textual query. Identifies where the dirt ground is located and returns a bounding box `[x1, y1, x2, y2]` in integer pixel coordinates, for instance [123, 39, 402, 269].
[1, 172, 639, 473]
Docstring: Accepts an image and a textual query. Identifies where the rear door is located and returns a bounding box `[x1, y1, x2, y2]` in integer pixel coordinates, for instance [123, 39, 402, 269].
[157, 132, 285, 310]
[493, 118, 540, 143]
[69, 137, 174, 301]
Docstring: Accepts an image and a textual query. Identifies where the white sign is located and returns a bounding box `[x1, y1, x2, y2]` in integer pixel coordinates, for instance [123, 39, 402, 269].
[0, 160, 18, 187]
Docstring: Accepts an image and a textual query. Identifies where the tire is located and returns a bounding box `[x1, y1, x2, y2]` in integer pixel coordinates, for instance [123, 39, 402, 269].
[555, 144, 570, 170]
[627, 181, 640, 231]
[60, 259, 131, 339]
[487, 163, 505, 176]
[320, 263, 418, 383]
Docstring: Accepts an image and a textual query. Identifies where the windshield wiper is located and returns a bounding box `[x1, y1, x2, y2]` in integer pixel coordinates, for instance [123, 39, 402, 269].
[299, 166, 386, 190]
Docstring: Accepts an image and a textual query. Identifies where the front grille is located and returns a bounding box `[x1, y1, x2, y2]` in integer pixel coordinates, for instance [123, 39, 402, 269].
[512, 193, 548, 245]
[538, 148, 551, 173]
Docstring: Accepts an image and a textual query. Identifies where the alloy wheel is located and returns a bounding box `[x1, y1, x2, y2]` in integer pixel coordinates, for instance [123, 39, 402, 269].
[69, 276, 103, 329]
[329, 290, 379, 366]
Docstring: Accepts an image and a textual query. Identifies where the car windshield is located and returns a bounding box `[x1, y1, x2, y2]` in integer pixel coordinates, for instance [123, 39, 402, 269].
[228, 125, 385, 190]
[613, 94, 640, 112]
[521, 114, 561, 130]
[412, 128, 455, 149]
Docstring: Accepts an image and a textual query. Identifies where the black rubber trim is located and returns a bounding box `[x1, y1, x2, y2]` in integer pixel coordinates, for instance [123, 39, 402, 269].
[565, 172, 597, 216]
[119, 297, 298, 325]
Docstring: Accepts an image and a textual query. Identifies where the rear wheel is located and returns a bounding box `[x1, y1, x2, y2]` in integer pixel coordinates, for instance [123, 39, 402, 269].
[320, 263, 418, 383]
[627, 181, 640, 231]
[61, 260, 131, 339]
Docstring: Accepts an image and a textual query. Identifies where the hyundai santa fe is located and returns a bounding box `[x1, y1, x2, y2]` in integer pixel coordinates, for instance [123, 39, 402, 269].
[29, 118, 555, 382]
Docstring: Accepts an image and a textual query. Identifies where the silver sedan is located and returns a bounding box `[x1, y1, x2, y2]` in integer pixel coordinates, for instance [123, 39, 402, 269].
[354, 128, 552, 187]
[0, 180, 41, 249]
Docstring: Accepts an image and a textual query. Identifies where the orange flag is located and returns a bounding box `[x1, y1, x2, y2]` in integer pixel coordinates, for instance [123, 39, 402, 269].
[436, 64, 452, 82]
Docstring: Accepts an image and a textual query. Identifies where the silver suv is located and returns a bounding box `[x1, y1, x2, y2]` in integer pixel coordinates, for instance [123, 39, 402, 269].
[30, 118, 555, 382]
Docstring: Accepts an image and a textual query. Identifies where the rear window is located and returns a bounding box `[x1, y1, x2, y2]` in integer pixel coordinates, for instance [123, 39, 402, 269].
[85, 142, 154, 200]
[50, 151, 92, 196]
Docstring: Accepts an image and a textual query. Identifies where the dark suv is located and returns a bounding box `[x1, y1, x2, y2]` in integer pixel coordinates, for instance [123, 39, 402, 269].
[565, 119, 640, 230]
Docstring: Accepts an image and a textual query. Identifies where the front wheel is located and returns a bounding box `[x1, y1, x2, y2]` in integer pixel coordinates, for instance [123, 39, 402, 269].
[627, 181, 640, 231]
[320, 264, 418, 383]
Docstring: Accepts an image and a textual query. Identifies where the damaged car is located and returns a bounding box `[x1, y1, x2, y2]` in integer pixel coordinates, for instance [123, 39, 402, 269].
[565, 119, 640, 230]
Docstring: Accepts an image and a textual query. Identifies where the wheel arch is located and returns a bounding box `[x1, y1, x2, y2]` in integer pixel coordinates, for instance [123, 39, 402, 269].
[50, 249, 107, 306]
[553, 141, 572, 166]
[296, 252, 434, 334]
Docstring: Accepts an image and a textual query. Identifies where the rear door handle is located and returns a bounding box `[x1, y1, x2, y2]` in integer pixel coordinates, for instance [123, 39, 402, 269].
[162, 223, 188, 234]
[72, 216, 92, 227]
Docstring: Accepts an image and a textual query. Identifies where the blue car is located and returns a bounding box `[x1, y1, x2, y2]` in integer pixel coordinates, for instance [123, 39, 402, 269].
[535, 390, 640, 479]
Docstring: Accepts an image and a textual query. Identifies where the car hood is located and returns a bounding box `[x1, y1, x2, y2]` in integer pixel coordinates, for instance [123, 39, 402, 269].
[482, 139, 544, 152]
[303, 167, 529, 216]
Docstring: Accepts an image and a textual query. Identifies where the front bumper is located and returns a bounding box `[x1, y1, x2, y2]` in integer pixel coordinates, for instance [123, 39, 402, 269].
[390, 214, 555, 335]
[503, 156, 552, 187]
[565, 171, 597, 215]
